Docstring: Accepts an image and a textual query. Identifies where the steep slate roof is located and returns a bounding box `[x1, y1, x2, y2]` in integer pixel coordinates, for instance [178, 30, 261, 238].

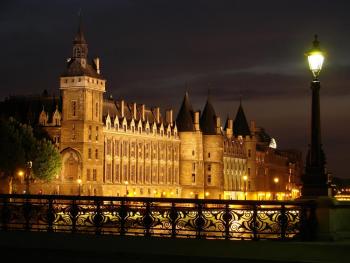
[176, 92, 195, 132]
[200, 97, 217, 135]
[233, 103, 251, 137]
[62, 60, 101, 78]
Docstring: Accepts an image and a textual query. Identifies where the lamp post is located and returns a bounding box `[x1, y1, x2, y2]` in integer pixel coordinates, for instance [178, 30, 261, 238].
[302, 35, 329, 197]
[273, 177, 279, 200]
[25, 161, 32, 195]
[77, 178, 82, 196]
[243, 175, 248, 200]
[124, 180, 129, 197]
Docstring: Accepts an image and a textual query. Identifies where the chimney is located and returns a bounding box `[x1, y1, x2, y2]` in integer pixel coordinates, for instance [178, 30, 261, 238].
[216, 117, 221, 133]
[133, 102, 137, 119]
[94, 57, 100, 74]
[194, 111, 200, 131]
[165, 109, 173, 125]
[155, 107, 160, 123]
[250, 120, 256, 133]
[141, 104, 146, 121]
[226, 119, 233, 138]
[121, 100, 125, 118]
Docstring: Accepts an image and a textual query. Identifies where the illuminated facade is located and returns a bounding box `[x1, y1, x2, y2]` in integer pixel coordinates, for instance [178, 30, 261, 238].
[0, 22, 301, 199]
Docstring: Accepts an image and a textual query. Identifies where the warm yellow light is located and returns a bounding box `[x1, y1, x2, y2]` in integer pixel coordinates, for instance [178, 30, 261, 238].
[190, 192, 194, 195]
[308, 52, 324, 76]
[170, 192, 174, 195]
[18, 170, 24, 177]
[153, 190, 157, 194]
[162, 191, 166, 195]
[133, 191, 136, 195]
[77, 178, 82, 184]
[274, 177, 279, 184]
[124, 180, 129, 185]
[266, 192, 271, 198]
[243, 175, 248, 181]
[205, 192, 210, 197]
[306, 35, 324, 78]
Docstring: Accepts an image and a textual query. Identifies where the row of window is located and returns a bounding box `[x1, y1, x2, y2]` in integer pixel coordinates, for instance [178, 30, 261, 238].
[104, 163, 179, 185]
[105, 139, 179, 161]
[63, 77, 104, 86]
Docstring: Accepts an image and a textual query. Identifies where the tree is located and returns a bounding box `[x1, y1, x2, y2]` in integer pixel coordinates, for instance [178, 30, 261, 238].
[31, 139, 61, 181]
[0, 118, 61, 191]
[0, 119, 26, 193]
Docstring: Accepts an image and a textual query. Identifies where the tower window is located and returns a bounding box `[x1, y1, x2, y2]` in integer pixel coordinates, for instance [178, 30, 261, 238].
[192, 173, 196, 183]
[207, 174, 212, 184]
[208, 164, 211, 172]
[95, 149, 99, 159]
[248, 149, 251, 158]
[93, 169, 97, 181]
[88, 148, 92, 159]
[95, 126, 99, 141]
[88, 125, 92, 140]
[208, 152, 211, 158]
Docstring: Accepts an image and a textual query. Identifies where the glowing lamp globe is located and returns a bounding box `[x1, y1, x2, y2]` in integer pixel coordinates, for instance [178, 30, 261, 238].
[307, 35, 325, 79]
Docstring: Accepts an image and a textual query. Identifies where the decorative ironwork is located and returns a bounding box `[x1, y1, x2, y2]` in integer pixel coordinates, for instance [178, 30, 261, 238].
[0, 194, 316, 241]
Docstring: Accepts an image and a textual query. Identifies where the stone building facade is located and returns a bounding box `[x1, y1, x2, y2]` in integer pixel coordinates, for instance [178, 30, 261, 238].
[0, 23, 302, 200]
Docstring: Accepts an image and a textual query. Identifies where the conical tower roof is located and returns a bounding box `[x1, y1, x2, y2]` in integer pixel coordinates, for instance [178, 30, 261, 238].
[176, 92, 194, 132]
[200, 97, 217, 135]
[233, 103, 251, 137]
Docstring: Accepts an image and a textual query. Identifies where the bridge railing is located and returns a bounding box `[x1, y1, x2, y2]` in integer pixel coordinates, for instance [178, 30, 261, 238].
[0, 194, 316, 240]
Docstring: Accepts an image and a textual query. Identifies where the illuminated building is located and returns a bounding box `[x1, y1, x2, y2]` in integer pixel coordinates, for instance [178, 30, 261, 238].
[0, 21, 301, 199]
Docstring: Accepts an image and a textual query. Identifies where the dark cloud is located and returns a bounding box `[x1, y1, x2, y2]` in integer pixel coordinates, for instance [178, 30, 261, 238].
[0, 0, 349, 178]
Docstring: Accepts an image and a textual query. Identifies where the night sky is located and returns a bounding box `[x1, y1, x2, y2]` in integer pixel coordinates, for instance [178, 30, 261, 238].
[1, 1, 349, 178]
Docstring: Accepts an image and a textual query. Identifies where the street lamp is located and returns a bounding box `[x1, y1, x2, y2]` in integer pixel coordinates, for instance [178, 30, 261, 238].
[124, 180, 129, 196]
[302, 35, 329, 197]
[77, 178, 82, 196]
[25, 161, 32, 195]
[243, 175, 248, 200]
[273, 177, 279, 200]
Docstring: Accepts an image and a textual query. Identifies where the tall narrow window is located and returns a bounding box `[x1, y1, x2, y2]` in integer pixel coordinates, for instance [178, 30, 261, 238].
[88, 125, 92, 140]
[71, 101, 77, 116]
[208, 164, 211, 172]
[88, 148, 92, 159]
[87, 169, 91, 181]
[95, 149, 98, 159]
[207, 174, 212, 184]
[106, 164, 112, 181]
[192, 173, 196, 183]
[248, 149, 251, 158]
[115, 164, 120, 182]
[95, 102, 98, 118]
[93, 169, 97, 181]
[95, 126, 99, 141]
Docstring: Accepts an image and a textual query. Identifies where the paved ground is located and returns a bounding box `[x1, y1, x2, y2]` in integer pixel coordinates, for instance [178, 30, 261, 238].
[0, 231, 348, 263]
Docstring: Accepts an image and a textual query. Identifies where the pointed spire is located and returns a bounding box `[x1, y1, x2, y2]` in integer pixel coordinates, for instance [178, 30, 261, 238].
[74, 9, 86, 44]
[72, 10, 88, 60]
[233, 101, 251, 137]
[200, 95, 217, 135]
[176, 91, 194, 132]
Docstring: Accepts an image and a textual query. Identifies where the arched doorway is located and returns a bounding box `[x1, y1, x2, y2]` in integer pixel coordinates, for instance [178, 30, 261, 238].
[60, 148, 82, 195]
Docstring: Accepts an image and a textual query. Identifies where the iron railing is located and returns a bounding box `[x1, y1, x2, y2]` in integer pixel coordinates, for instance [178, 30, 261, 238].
[0, 194, 316, 240]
